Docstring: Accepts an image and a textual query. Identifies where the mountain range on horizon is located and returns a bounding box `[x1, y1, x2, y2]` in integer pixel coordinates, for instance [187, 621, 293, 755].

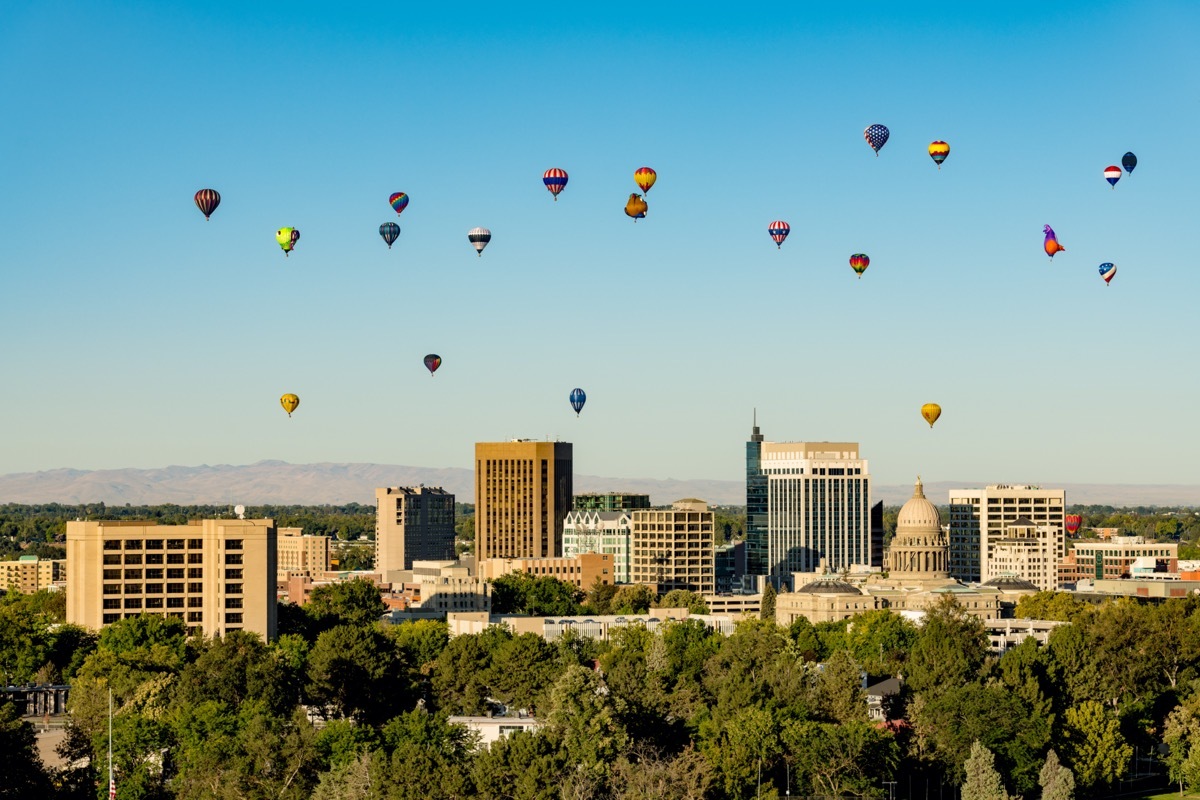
[1, 461, 1199, 508]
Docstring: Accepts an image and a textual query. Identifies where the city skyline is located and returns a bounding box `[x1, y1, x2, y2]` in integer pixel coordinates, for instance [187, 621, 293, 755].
[3, 3, 1198, 488]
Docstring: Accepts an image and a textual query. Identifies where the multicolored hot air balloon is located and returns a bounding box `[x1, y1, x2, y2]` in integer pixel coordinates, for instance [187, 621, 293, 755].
[634, 167, 656, 194]
[864, 124, 890, 156]
[194, 189, 220, 220]
[379, 222, 400, 249]
[928, 141, 950, 168]
[569, 388, 586, 416]
[625, 193, 647, 221]
[1065, 514, 1082, 536]
[768, 221, 790, 249]
[1099, 262, 1117, 285]
[280, 393, 299, 417]
[276, 227, 300, 256]
[543, 168, 568, 200]
[1043, 225, 1064, 259]
[849, 254, 870, 278]
[389, 192, 409, 215]
[424, 354, 441, 376]
[1122, 152, 1137, 175]
[1104, 165, 1122, 189]
[921, 403, 941, 429]
[468, 227, 491, 256]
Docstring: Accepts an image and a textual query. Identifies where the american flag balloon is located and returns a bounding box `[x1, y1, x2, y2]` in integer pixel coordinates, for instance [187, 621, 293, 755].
[1099, 262, 1116, 285]
[543, 168, 568, 200]
[768, 221, 790, 249]
[864, 124, 890, 155]
[1104, 165, 1122, 189]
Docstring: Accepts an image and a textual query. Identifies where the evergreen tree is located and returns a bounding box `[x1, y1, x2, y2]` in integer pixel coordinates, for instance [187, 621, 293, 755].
[1039, 748, 1075, 800]
[961, 740, 1010, 800]
[760, 582, 776, 621]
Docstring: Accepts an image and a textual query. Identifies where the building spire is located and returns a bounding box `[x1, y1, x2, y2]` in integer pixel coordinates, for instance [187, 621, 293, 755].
[750, 408, 763, 442]
[914, 475, 925, 499]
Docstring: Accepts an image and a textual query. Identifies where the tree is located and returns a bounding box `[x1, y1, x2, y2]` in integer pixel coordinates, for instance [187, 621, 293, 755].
[1165, 691, 1200, 793]
[306, 624, 410, 725]
[0, 699, 52, 798]
[471, 730, 566, 800]
[785, 719, 898, 799]
[584, 579, 618, 615]
[905, 596, 986, 697]
[760, 583, 776, 621]
[812, 649, 866, 725]
[306, 578, 385, 630]
[611, 585, 656, 615]
[489, 572, 583, 616]
[1039, 749, 1075, 800]
[174, 630, 288, 716]
[611, 743, 714, 800]
[656, 589, 708, 614]
[544, 665, 629, 772]
[1061, 700, 1131, 793]
[961, 740, 1010, 800]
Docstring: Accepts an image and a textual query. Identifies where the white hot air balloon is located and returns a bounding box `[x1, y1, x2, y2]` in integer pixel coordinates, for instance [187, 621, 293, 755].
[468, 227, 491, 256]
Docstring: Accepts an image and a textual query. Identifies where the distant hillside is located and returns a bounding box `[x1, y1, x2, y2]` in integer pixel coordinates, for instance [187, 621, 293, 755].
[1, 461, 1197, 508]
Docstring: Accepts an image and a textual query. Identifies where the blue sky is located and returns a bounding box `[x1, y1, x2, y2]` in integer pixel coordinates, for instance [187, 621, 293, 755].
[2, 1, 1198, 488]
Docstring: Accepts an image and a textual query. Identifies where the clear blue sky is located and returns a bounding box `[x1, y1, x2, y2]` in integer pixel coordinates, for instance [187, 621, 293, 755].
[2, 1, 1198, 487]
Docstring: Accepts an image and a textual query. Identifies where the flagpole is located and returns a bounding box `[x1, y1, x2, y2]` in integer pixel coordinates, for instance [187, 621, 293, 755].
[108, 689, 115, 800]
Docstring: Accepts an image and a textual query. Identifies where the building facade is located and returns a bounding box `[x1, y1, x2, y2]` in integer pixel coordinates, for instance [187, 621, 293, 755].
[572, 493, 650, 513]
[276, 527, 330, 584]
[66, 519, 277, 640]
[475, 440, 572, 561]
[478, 552, 614, 591]
[0, 556, 66, 593]
[762, 442, 871, 587]
[948, 485, 1066, 583]
[1058, 536, 1178, 586]
[745, 413, 769, 578]
[714, 540, 747, 594]
[630, 500, 715, 595]
[988, 518, 1065, 592]
[375, 486, 456, 579]
[562, 510, 633, 583]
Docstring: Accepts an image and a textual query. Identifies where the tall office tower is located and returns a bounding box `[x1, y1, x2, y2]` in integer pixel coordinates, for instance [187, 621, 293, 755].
[475, 440, 573, 561]
[948, 485, 1066, 583]
[572, 493, 651, 512]
[66, 518, 277, 640]
[375, 486, 456, 579]
[630, 500, 715, 594]
[745, 411, 768, 577]
[762, 442, 871, 587]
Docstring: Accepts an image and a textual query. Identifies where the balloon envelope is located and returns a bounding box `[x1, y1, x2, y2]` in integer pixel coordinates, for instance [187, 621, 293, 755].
[1065, 514, 1082, 535]
[424, 354, 442, 375]
[864, 124, 890, 155]
[634, 167, 657, 194]
[1099, 262, 1117, 285]
[468, 227, 491, 256]
[1043, 225, 1064, 259]
[389, 192, 409, 215]
[849, 253, 870, 278]
[543, 168, 568, 200]
[569, 388, 586, 416]
[379, 222, 400, 248]
[625, 193, 647, 220]
[194, 188, 220, 220]
[280, 393, 299, 417]
[1104, 166, 1122, 188]
[276, 227, 299, 255]
[1122, 152, 1137, 174]
[768, 221, 790, 248]
[928, 141, 950, 168]
[921, 403, 941, 428]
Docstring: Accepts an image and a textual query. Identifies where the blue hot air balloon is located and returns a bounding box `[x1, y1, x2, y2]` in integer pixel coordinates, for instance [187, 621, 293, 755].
[569, 388, 586, 416]
[1122, 152, 1137, 175]
[864, 124, 890, 156]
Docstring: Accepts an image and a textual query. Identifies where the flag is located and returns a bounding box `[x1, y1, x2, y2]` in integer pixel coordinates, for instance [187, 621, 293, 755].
[109, 777, 116, 799]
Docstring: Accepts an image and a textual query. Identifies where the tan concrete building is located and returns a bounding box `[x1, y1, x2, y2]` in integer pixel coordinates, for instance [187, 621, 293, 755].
[989, 518, 1065, 592]
[948, 485, 1065, 583]
[0, 556, 66, 593]
[630, 499, 715, 595]
[478, 552, 615, 590]
[66, 519, 277, 640]
[392, 560, 491, 615]
[276, 527, 330, 583]
[475, 440, 572, 561]
[1058, 536, 1178, 585]
[375, 486, 456, 580]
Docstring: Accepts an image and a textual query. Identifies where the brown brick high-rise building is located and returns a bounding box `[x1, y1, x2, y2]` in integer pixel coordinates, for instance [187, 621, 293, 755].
[475, 440, 572, 561]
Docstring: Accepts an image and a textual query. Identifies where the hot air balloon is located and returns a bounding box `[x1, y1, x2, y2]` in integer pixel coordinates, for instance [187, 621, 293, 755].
[849, 253, 870, 278]
[634, 167, 657, 194]
[194, 189, 220, 220]
[768, 221, 790, 249]
[543, 168, 568, 200]
[864, 124, 890, 156]
[569, 388, 586, 416]
[1122, 152, 1137, 175]
[424, 354, 441, 376]
[625, 193, 647, 221]
[1043, 225, 1064, 259]
[276, 227, 300, 256]
[1099, 262, 1116, 285]
[280, 393, 299, 417]
[389, 192, 409, 215]
[928, 141, 950, 168]
[921, 403, 941, 428]
[1104, 165, 1122, 189]
[379, 222, 400, 249]
[1065, 514, 1082, 536]
[468, 227, 491, 256]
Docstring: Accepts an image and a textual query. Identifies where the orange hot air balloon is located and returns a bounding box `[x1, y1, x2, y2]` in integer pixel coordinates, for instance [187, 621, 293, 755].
[625, 193, 647, 221]
[634, 167, 656, 194]
[1043, 225, 1065, 259]
[921, 403, 941, 428]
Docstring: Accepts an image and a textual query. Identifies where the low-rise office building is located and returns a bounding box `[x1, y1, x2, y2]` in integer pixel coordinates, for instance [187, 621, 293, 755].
[1058, 536, 1178, 586]
[562, 511, 633, 583]
[0, 555, 66, 593]
[478, 552, 614, 591]
[276, 527, 330, 584]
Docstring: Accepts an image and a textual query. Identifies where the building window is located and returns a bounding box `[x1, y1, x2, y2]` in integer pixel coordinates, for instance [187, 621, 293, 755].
[167, 597, 184, 608]
[188, 539, 203, 549]
[124, 540, 143, 550]
[124, 598, 142, 609]
[188, 553, 203, 565]
[124, 584, 142, 594]
[103, 599, 120, 609]
[167, 554, 184, 565]
[187, 582, 203, 593]
[145, 584, 163, 594]
[187, 611, 203, 622]
[167, 539, 185, 550]
[225, 597, 243, 609]
[145, 553, 164, 565]
[146, 597, 164, 608]
[124, 554, 142, 565]
[103, 613, 121, 624]
[103, 541, 121, 551]
[166, 583, 184, 594]
[125, 569, 142, 580]
[145, 539, 163, 550]
[226, 539, 243, 550]
[146, 569, 163, 580]
[188, 597, 203, 608]
[225, 613, 243, 624]
[188, 568, 203, 579]
[103, 554, 121, 565]
[103, 569, 121, 580]
[225, 553, 243, 565]
[167, 568, 184, 579]
[226, 583, 243, 594]
[225, 569, 243, 580]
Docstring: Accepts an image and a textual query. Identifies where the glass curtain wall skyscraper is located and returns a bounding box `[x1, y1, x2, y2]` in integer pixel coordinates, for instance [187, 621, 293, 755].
[745, 412, 768, 577]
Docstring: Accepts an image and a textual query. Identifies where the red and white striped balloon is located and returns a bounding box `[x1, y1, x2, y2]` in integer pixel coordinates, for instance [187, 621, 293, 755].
[768, 221, 790, 249]
[1104, 165, 1122, 188]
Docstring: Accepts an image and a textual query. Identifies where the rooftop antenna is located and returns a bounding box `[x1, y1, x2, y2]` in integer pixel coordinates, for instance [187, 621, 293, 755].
[234, 505, 245, 520]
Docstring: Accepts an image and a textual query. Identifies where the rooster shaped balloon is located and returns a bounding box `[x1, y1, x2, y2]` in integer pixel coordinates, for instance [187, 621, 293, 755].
[1043, 225, 1065, 260]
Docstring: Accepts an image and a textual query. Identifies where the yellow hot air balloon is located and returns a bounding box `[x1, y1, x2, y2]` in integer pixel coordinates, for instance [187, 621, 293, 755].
[625, 193, 647, 222]
[921, 403, 941, 428]
[280, 393, 299, 417]
[634, 166, 656, 194]
[276, 227, 300, 256]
